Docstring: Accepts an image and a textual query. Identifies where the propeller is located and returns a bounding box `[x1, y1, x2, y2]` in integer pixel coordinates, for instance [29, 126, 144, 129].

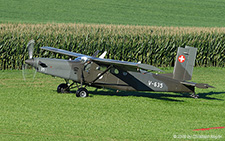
[22, 40, 37, 81]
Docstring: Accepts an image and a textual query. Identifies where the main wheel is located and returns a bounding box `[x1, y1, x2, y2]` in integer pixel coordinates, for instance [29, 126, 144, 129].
[57, 83, 70, 93]
[76, 88, 89, 97]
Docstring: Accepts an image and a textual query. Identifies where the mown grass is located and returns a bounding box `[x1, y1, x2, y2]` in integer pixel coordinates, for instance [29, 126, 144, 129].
[1, 0, 225, 27]
[0, 67, 224, 140]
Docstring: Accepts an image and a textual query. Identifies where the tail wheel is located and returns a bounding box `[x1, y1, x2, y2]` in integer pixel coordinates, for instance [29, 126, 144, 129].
[76, 88, 89, 98]
[57, 83, 70, 93]
[190, 93, 199, 99]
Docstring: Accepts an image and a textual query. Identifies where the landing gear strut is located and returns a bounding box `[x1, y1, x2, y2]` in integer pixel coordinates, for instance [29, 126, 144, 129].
[190, 93, 199, 99]
[57, 83, 70, 93]
[57, 81, 89, 98]
[76, 88, 89, 98]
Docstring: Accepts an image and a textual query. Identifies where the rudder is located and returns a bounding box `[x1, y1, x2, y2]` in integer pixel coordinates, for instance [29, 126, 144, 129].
[173, 46, 197, 81]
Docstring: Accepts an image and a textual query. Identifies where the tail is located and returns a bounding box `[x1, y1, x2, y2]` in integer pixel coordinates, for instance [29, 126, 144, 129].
[173, 46, 197, 81]
[172, 46, 214, 97]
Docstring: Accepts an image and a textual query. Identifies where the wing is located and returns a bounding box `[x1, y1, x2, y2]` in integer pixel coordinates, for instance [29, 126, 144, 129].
[91, 57, 163, 72]
[41, 46, 163, 72]
[41, 46, 86, 58]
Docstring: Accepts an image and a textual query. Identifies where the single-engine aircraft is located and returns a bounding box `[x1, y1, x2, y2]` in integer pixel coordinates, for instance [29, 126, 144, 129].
[25, 40, 214, 98]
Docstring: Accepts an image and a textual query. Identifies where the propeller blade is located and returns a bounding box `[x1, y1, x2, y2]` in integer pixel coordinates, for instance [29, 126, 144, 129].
[22, 64, 27, 81]
[22, 64, 37, 81]
[23, 40, 36, 81]
[27, 40, 35, 59]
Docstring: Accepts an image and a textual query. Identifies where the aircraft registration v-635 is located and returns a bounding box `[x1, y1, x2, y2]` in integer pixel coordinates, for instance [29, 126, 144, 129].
[25, 40, 214, 98]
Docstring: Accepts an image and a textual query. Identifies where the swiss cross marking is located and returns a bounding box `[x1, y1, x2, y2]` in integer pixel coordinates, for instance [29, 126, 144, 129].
[178, 55, 185, 63]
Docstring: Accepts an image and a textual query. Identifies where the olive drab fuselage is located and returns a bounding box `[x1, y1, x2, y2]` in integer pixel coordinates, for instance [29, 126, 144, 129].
[25, 45, 214, 98]
[28, 57, 194, 93]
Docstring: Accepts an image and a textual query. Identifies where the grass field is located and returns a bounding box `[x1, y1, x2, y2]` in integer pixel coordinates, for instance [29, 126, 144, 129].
[1, 0, 225, 27]
[0, 68, 224, 140]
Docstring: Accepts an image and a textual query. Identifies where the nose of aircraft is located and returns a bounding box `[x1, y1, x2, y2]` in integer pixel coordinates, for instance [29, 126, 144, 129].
[25, 59, 35, 66]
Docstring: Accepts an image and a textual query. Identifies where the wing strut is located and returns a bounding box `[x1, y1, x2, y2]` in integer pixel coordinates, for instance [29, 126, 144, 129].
[90, 65, 113, 84]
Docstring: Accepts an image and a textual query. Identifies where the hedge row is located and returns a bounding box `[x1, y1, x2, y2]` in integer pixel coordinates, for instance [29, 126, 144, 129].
[0, 23, 224, 70]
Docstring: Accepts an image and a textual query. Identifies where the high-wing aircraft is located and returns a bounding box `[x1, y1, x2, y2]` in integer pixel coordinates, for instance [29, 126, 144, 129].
[25, 40, 214, 98]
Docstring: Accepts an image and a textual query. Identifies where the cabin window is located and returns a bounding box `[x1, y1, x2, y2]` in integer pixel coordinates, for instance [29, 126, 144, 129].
[110, 68, 119, 74]
[96, 65, 108, 71]
[123, 72, 127, 76]
[84, 62, 92, 72]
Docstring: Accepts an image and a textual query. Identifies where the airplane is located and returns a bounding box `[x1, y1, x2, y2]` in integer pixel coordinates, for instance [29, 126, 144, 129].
[25, 40, 214, 98]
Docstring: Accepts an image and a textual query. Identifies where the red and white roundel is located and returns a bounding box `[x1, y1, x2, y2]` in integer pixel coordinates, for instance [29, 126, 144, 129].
[178, 55, 185, 63]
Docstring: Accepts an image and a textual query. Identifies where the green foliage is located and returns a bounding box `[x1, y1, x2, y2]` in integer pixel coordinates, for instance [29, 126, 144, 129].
[0, 68, 225, 140]
[1, 0, 225, 27]
[0, 23, 225, 70]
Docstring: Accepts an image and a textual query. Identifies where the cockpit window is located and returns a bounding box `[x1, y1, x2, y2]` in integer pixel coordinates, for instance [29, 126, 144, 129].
[75, 56, 89, 63]
[84, 62, 92, 72]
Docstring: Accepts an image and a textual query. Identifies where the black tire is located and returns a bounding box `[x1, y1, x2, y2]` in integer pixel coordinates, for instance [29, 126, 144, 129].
[76, 88, 89, 97]
[57, 83, 70, 93]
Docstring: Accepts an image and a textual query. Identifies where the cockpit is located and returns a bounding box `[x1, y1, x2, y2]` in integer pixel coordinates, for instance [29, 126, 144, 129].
[74, 56, 89, 63]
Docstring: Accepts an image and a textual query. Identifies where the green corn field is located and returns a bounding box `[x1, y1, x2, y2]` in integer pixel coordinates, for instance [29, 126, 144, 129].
[0, 23, 225, 70]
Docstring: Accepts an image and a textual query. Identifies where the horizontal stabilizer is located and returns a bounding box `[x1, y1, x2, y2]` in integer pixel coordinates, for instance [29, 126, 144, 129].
[181, 81, 215, 89]
[195, 83, 215, 89]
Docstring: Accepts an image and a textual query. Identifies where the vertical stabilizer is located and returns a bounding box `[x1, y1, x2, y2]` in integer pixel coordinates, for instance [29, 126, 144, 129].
[173, 46, 197, 81]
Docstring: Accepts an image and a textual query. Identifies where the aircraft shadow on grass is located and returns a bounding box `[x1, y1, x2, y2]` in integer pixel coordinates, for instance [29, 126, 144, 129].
[197, 91, 225, 101]
[89, 90, 186, 102]
[70, 89, 224, 102]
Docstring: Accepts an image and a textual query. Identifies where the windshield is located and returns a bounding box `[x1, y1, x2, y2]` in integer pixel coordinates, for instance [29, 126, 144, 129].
[74, 56, 89, 63]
